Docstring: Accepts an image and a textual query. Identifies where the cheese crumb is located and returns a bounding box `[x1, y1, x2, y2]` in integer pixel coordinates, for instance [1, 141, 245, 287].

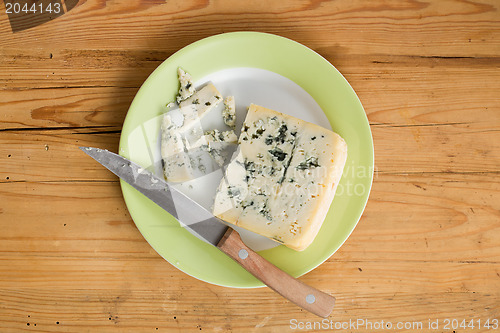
[176, 68, 196, 104]
[222, 96, 236, 129]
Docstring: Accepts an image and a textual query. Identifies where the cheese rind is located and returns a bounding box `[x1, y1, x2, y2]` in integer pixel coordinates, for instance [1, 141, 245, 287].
[213, 104, 347, 251]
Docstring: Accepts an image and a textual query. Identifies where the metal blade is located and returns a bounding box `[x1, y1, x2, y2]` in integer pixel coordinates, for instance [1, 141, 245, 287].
[80, 147, 228, 245]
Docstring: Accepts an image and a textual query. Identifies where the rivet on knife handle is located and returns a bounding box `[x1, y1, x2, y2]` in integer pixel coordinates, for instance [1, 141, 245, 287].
[217, 228, 335, 318]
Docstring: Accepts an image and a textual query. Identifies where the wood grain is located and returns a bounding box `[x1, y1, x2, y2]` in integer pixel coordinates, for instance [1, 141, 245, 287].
[0, 0, 499, 331]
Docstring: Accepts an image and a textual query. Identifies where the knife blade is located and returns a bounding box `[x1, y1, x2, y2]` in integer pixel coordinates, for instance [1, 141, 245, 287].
[80, 146, 335, 318]
[79, 146, 228, 245]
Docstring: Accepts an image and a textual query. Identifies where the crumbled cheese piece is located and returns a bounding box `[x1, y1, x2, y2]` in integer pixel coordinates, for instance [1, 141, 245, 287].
[205, 129, 238, 143]
[189, 129, 238, 167]
[176, 68, 196, 104]
[222, 96, 236, 129]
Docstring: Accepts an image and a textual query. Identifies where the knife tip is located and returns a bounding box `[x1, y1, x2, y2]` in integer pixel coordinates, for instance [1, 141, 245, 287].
[79, 147, 101, 156]
[79, 146, 112, 159]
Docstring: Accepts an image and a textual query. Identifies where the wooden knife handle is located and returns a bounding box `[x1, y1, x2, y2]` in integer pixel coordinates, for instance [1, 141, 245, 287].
[216, 228, 335, 318]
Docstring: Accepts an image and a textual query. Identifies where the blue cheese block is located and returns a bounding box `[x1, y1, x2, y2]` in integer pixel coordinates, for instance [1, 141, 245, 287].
[213, 104, 347, 251]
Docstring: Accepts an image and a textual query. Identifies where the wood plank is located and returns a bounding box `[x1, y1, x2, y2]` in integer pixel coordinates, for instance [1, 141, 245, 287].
[1, 288, 497, 332]
[0, 132, 119, 182]
[1, 48, 498, 93]
[1, 120, 499, 182]
[0, 49, 163, 90]
[340, 173, 500, 262]
[0, 253, 498, 294]
[0, 0, 498, 57]
[371, 124, 500, 173]
[0, 172, 498, 263]
[0, 285, 497, 331]
[339, 57, 500, 127]
[0, 87, 135, 130]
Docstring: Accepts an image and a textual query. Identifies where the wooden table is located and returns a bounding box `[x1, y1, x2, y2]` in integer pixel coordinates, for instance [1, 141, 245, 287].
[1, 0, 499, 332]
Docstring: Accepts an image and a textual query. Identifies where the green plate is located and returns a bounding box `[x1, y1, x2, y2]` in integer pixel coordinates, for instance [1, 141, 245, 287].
[118, 32, 373, 288]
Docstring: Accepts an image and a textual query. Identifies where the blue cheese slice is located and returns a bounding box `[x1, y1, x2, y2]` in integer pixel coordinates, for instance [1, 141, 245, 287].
[213, 104, 347, 251]
[161, 83, 223, 182]
[179, 83, 222, 112]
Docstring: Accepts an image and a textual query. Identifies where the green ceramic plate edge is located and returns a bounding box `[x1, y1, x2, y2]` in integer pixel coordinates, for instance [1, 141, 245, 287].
[118, 32, 374, 288]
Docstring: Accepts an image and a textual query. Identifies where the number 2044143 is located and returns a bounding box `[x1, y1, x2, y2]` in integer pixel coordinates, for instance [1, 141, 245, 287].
[5, 2, 62, 14]
[441, 319, 499, 330]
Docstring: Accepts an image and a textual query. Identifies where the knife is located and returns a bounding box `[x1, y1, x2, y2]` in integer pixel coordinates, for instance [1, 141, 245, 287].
[80, 146, 336, 318]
